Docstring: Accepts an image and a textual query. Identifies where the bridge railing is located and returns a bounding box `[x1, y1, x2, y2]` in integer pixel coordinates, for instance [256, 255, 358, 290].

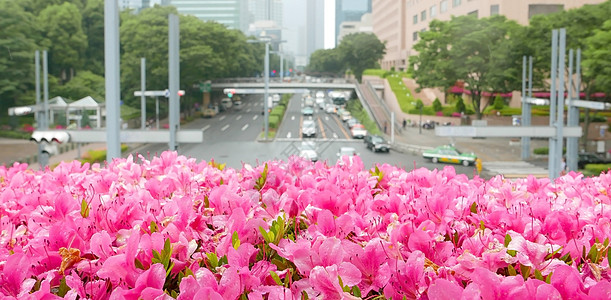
[365, 80, 403, 134]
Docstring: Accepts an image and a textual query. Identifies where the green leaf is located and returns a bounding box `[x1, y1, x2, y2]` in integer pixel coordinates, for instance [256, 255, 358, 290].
[479, 220, 485, 231]
[150, 220, 158, 233]
[134, 258, 145, 270]
[608, 244, 611, 268]
[520, 264, 531, 280]
[80, 199, 89, 218]
[338, 276, 350, 292]
[507, 264, 517, 276]
[255, 163, 269, 191]
[534, 269, 544, 281]
[504, 234, 512, 247]
[545, 272, 553, 284]
[259, 226, 271, 243]
[232, 231, 241, 250]
[352, 285, 362, 298]
[204, 195, 210, 208]
[57, 277, 70, 297]
[206, 252, 219, 269]
[470, 202, 477, 213]
[507, 250, 517, 257]
[587, 246, 599, 263]
[270, 270, 283, 286]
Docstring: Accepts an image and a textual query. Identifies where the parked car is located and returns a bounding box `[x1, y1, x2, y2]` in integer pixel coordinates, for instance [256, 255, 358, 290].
[364, 135, 391, 152]
[422, 120, 435, 129]
[302, 119, 316, 138]
[350, 124, 367, 139]
[299, 141, 319, 162]
[578, 153, 611, 169]
[202, 108, 216, 118]
[422, 145, 477, 166]
[301, 106, 314, 116]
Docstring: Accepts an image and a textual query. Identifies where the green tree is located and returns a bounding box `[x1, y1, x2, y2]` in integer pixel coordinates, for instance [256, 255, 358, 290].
[37, 2, 88, 82]
[54, 70, 104, 100]
[307, 48, 343, 76]
[455, 97, 466, 113]
[337, 33, 386, 82]
[583, 19, 611, 97]
[410, 15, 524, 119]
[81, 0, 104, 75]
[0, 0, 39, 116]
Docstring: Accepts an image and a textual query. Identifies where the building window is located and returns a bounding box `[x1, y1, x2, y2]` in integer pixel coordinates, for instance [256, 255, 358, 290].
[413, 14, 418, 24]
[528, 4, 564, 19]
[421, 10, 426, 21]
[453, 0, 461, 8]
[430, 5, 437, 18]
[441, 0, 448, 13]
[490, 4, 499, 15]
[413, 31, 418, 41]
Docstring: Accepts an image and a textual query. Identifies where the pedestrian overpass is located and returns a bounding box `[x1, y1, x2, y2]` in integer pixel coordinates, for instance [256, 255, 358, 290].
[210, 81, 357, 92]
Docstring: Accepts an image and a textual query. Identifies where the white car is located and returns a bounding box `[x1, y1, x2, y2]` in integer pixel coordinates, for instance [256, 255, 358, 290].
[325, 103, 336, 114]
[299, 141, 319, 162]
[336, 147, 358, 165]
[302, 119, 316, 138]
[350, 124, 367, 139]
[340, 110, 352, 122]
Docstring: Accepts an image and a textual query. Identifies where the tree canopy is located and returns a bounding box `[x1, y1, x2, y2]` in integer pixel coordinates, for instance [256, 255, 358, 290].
[0, 0, 266, 121]
[306, 32, 386, 82]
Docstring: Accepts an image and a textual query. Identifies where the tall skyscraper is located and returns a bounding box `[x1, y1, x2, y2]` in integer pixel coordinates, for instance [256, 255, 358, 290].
[306, 0, 325, 62]
[168, 0, 249, 32]
[335, 0, 371, 48]
[249, 0, 283, 26]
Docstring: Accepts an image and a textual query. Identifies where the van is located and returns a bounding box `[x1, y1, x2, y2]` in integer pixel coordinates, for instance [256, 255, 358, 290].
[221, 98, 232, 110]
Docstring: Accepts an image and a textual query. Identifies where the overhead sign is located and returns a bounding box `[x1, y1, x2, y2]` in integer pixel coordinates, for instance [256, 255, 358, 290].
[134, 89, 185, 97]
[222, 88, 310, 94]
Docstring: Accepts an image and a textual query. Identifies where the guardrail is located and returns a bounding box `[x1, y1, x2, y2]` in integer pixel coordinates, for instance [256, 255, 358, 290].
[365, 80, 403, 134]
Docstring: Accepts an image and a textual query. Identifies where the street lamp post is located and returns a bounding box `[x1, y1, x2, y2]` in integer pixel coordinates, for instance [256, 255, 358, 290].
[419, 105, 423, 135]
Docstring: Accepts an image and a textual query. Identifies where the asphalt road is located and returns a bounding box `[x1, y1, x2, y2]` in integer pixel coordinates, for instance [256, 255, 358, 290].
[128, 93, 478, 176]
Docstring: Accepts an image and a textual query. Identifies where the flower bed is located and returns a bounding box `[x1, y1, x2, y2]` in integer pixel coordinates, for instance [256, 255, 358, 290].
[1, 152, 610, 299]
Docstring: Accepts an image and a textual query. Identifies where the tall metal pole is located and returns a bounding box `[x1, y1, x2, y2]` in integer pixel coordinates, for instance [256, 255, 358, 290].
[35, 51, 46, 168]
[39, 50, 50, 168]
[168, 14, 180, 150]
[391, 112, 395, 143]
[548, 29, 559, 178]
[264, 42, 270, 140]
[141, 58, 146, 129]
[555, 29, 566, 177]
[280, 52, 284, 83]
[419, 106, 422, 134]
[105, 0, 121, 161]
[155, 96, 160, 130]
[521, 56, 529, 160]
[567, 49, 578, 171]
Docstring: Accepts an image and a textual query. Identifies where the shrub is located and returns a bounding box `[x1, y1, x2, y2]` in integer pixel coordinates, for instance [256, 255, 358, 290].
[584, 163, 611, 174]
[533, 147, 548, 155]
[493, 94, 505, 110]
[268, 115, 280, 129]
[455, 97, 466, 113]
[432, 98, 442, 112]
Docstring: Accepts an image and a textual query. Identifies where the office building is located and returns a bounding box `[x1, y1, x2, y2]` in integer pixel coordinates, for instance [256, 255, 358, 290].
[306, 0, 325, 62]
[249, 0, 283, 27]
[372, 0, 607, 71]
[337, 13, 373, 45]
[168, 0, 249, 32]
[335, 0, 372, 48]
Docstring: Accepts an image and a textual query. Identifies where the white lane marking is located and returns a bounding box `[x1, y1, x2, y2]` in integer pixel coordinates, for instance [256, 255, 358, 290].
[325, 116, 329, 121]
[246, 109, 251, 113]
[221, 124, 229, 131]
[291, 116, 295, 121]
[241, 124, 249, 131]
[236, 115, 242, 120]
[219, 116, 226, 121]
[287, 132, 292, 138]
[333, 133, 338, 139]
[202, 125, 211, 131]
[253, 115, 258, 120]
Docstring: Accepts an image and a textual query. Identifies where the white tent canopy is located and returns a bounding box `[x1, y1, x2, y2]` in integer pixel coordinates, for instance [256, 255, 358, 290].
[66, 96, 105, 128]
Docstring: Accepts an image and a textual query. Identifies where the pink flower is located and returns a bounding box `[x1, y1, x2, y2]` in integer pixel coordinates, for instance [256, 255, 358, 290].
[309, 264, 361, 299]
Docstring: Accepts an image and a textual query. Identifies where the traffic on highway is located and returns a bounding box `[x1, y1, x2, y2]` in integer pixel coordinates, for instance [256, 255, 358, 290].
[128, 92, 477, 176]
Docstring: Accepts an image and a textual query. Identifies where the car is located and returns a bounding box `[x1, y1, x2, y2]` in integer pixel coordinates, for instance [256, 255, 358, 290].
[364, 135, 391, 152]
[422, 145, 477, 166]
[233, 100, 243, 110]
[202, 108, 216, 118]
[340, 110, 352, 122]
[422, 120, 435, 129]
[220, 98, 232, 110]
[316, 97, 325, 109]
[304, 97, 314, 107]
[299, 141, 319, 162]
[301, 106, 314, 116]
[346, 118, 359, 129]
[302, 119, 316, 138]
[325, 103, 336, 114]
[315, 91, 325, 98]
[350, 124, 367, 139]
[578, 153, 611, 169]
[336, 146, 358, 165]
